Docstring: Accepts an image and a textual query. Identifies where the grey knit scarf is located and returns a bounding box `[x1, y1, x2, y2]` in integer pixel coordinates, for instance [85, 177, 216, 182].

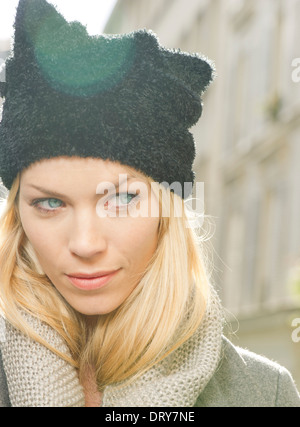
[0, 289, 223, 407]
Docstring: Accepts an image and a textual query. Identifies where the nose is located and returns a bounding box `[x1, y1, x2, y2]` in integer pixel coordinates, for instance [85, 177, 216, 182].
[68, 208, 107, 259]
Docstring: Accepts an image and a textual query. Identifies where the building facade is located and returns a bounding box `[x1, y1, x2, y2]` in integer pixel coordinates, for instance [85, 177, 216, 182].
[0, 39, 10, 199]
[105, 0, 300, 386]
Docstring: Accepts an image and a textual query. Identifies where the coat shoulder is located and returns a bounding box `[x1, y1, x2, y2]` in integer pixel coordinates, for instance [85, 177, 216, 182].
[0, 348, 10, 407]
[195, 336, 300, 407]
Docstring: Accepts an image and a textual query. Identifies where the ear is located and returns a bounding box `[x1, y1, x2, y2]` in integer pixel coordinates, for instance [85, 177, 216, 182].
[161, 48, 215, 94]
[13, 0, 66, 55]
[133, 30, 215, 94]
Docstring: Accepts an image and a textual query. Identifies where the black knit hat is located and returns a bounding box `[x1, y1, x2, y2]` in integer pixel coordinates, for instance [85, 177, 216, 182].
[0, 0, 214, 196]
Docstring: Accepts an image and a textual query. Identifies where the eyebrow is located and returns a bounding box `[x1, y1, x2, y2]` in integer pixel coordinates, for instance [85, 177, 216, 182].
[25, 175, 137, 199]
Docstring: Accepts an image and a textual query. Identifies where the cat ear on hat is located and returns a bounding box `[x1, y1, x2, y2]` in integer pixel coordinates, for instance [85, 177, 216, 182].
[13, 0, 67, 54]
[161, 48, 215, 94]
[12, 0, 138, 97]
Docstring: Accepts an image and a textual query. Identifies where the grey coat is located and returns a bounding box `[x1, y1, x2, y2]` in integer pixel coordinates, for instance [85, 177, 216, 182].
[195, 337, 300, 407]
[0, 336, 299, 407]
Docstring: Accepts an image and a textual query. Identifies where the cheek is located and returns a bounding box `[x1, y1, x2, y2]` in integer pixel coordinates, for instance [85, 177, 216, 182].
[119, 218, 159, 265]
[19, 208, 61, 266]
[28, 231, 56, 260]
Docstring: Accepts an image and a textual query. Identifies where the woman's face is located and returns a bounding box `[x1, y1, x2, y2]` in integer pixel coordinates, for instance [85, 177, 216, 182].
[18, 157, 160, 315]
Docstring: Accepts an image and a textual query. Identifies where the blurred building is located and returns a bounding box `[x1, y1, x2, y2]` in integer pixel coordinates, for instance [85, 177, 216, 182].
[0, 39, 10, 108]
[105, 0, 300, 386]
[0, 39, 10, 197]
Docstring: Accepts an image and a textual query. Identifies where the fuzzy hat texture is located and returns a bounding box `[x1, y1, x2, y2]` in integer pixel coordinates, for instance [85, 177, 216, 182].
[0, 0, 214, 196]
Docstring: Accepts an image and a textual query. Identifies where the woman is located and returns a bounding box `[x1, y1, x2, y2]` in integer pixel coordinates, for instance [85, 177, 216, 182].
[0, 0, 299, 407]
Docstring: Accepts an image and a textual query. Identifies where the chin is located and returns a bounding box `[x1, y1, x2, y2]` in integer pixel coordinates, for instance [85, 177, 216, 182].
[67, 297, 119, 316]
[76, 308, 113, 316]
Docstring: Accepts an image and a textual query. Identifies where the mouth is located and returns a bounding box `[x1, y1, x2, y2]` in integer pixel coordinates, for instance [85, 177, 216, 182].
[66, 269, 120, 291]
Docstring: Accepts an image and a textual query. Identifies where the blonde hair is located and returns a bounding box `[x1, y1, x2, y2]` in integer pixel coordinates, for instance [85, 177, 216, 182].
[0, 172, 211, 390]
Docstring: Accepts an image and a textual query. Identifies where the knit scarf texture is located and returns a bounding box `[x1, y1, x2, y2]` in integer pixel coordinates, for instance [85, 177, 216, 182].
[0, 288, 223, 407]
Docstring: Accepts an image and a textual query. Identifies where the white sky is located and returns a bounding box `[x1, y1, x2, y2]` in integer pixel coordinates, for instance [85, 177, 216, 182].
[0, 0, 118, 40]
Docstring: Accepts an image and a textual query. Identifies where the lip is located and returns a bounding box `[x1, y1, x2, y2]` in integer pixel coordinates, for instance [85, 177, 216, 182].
[66, 269, 120, 291]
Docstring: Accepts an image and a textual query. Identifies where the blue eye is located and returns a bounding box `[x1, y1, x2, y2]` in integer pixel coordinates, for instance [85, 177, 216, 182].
[104, 193, 139, 210]
[32, 198, 64, 213]
[117, 193, 137, 205]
